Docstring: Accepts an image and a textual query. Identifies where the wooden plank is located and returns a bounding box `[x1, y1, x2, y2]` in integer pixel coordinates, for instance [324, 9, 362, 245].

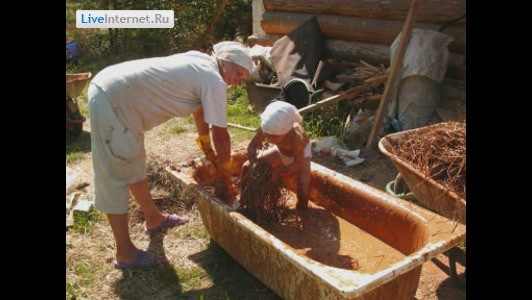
[298, 84, 371, 116]
[261, 10, 465, 53]
[366, 0, 420, 150]
[227, 123, 258, 132]
[263, 0, 466, 25]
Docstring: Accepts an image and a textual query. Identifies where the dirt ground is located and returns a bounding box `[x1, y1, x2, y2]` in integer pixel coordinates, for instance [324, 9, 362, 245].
[68, 118, 466, 299]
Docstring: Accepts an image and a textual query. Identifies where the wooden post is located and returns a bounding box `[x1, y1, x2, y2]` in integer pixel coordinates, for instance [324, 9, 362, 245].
[365, 0, 420, 150]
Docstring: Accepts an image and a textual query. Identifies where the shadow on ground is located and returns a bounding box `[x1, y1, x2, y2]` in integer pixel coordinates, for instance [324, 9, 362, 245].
[185, 239, 281, 300]
[66, 129, 92, 154]
[112, 234, 183, 299]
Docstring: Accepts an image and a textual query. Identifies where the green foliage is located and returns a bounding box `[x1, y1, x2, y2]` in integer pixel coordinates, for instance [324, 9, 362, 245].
[66, 281, 83, 300]
[167, 125, 188, 135]
[226, 83, 261, 140]
[185, 115, 195, 125]
[301, 102, 350, 140]
[227, 85, 258, 125]
[212, 0, 253, 43]
[226, 83, 248, 106]
[67, 0, 253, 75]
[66, 151, 86, 165]
[459, 241, 466, 251]
[71, 209, 103, 234]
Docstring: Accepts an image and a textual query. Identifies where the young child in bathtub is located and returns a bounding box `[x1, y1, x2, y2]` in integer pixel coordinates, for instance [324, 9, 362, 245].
[240, 100, 311, 209]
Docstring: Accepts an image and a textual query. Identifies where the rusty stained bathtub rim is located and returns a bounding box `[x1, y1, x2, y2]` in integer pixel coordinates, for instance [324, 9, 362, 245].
[166, 157, 466, 299]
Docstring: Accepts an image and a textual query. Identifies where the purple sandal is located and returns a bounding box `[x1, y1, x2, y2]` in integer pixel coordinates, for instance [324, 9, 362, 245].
[145, 213, 189, 236]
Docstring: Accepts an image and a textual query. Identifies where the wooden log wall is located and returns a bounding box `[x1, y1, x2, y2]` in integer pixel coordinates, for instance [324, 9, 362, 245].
[261, 11, 465, 54]
[259, 1, 466, 72]
[263, 0, 466, 24]
[257, 0, 466, 105]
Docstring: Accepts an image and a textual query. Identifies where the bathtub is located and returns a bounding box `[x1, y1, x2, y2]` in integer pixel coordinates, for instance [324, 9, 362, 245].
[166, 149, 466, 300]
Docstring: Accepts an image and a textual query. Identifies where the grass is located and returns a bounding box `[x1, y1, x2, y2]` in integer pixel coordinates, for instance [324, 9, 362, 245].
[226, 84, 261, 142]
[167, 125, 188, 135]
[70, 209, 103, 234]
[301, 102, 350, 140]
[66, 150, 86, 165]
[227, 85, 261, 129]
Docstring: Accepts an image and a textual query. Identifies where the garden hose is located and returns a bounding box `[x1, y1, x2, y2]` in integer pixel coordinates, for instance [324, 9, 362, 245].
[385, 180, 417, 201]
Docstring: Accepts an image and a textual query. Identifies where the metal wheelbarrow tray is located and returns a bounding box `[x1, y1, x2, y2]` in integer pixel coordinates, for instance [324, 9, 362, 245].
[166, 149, 466, 299]
[378, 123, 466, 225]
[66, 72, 91, 138]
[66, 72, 92, 100]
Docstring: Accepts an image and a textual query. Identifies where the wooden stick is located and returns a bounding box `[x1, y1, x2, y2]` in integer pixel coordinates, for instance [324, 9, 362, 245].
[336, 74, 368, 80]
[227, 122, 257, 132]
[360, 60, 380, 73]
[366, 0, 420, 150]
[363, 75, 388, 87]
[356, 94, 382, 102]
[298, 84, 371, 116]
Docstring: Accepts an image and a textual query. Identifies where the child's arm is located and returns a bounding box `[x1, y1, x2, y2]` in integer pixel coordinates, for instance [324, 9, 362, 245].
[287, 136, 311, 208]
[270, 132, 308, 181]
[247, 127, 265, 164]
[268, 140, 311, 208]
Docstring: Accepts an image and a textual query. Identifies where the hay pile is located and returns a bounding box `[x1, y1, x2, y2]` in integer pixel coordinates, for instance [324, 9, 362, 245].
[238, 159, 294, 225]
[147, 158, 182, 198]
[385, 121, 466, 200]
[128, 157, 194, 223]
[145, 156, 197, 210]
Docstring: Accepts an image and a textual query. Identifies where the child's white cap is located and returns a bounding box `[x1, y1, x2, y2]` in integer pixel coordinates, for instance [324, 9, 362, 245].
[261, 101, 302, 135]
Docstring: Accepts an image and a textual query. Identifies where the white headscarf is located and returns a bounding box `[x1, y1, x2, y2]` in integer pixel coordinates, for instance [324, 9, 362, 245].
[261, 101, 303, 135]
[212, 41, 253, 73]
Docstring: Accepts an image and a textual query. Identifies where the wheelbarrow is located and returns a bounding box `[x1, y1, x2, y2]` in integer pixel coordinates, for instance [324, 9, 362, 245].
[66, 72, 91, 138]
[378, 122, 466, 283]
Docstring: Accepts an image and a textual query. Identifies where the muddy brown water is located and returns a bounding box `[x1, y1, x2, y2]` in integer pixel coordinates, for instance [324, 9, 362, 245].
[206, 183, 406, 273]
[188, 152, 458, 277]
[260, 195, 405, 273]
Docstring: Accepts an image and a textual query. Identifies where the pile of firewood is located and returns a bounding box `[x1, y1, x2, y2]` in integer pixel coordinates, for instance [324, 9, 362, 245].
[333, 60, 389, 110]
